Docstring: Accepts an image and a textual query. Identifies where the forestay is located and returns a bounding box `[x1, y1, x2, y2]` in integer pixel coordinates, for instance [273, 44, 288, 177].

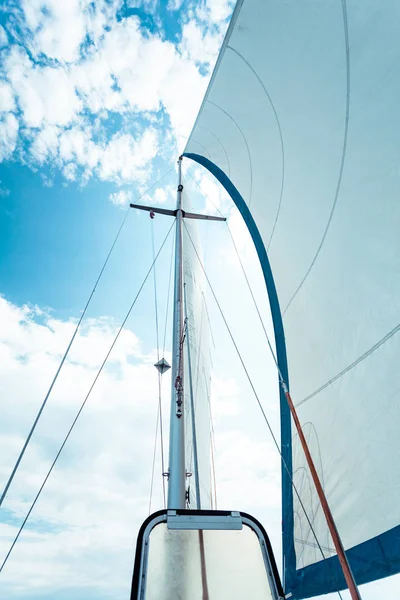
[184, 0, 400, 597]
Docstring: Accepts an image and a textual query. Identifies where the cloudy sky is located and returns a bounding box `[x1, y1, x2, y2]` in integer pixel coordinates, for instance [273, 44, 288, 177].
[0, 0, 399, 599]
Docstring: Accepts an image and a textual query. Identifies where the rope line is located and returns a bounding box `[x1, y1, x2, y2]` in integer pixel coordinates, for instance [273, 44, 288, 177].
[183, 166, 225, 219]
[148, 402, 160, 514]
[0, 209, 130, 509]
[162, 227, 175, 357]
[149, 218, 166, 509]
[183, 161, 344, 596]
[224, 220, 284, 386]
[296, 322, 400, 408]
[183, 222, 344, 596]
[0, 219, 175, 574]
[209, 402, 218, 510]
[0, 166, 175, 511]
[151, 220, 161, 362]
[157, 373, 166, 509]
[134, 167, 176, 204]
[224, 219, 345, 598]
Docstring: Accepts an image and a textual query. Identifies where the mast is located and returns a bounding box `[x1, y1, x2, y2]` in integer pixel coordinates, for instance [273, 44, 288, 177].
[167, 156, 186, 509]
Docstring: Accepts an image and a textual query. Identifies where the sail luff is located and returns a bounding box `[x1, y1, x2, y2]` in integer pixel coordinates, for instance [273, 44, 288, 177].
[183, 1, 400, 595]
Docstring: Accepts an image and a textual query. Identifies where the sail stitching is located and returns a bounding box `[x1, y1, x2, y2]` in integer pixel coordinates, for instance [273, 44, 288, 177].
[296, 322, 400, 408]
[207, 100, 253, 206]
[225, 45, 285, 245]
[283, 0, 351, 317]
[183, 220, 338, 575]
[197, 123, 231, 178]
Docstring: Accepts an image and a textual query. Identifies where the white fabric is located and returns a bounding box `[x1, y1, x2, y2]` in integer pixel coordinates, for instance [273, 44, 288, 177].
[186, 0, 400, 570]
[182, 203, 212, 510]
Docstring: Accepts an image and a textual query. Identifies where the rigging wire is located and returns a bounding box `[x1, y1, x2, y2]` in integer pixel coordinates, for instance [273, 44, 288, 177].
[188, 170, 345, 597]
[148, 402, 161, 515]
[183, 165, 225, 219]
[210, 413, 218, 510]
[0, 209, 129, 510]
[150, 223, 176, 512]
[0, 219, 175, 575]
[223, 221, 345, 588]
[183, 222, 344, 598]
[183, 282, 202, 509]
[162, 227, 175, 357]
[149, 217, 166, 509]
[0, 165, 176, 511]
[149, 219, 176, 512]
[151, 219, 161, 362]
[183, 138, 346, 598]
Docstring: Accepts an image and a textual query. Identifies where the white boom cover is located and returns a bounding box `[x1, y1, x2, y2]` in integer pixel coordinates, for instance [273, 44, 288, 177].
[184, 0, 400, 597]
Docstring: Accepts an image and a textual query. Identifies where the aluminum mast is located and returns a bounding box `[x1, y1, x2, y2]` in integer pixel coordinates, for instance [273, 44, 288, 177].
[167, 156, 186, 509]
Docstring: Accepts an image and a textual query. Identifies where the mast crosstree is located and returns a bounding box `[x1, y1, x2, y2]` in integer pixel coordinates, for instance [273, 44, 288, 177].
[130, 156, 225, 510]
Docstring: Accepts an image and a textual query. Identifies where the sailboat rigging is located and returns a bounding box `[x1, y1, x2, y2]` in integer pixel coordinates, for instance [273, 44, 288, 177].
[1, 0, 400, 598]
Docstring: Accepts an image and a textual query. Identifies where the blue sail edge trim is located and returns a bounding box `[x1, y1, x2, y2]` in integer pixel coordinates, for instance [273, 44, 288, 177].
[291, 522, 400, 598]
[183, 152, 400, 599]
[182, 152, 295, 592]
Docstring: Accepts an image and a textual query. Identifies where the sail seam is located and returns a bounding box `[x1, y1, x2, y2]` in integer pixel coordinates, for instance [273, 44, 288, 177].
[207, 100, 253, 206]
[297, 323, 400, 408]
[184, 0, 245, 151]
[225, 45, 285, 244]
[182, 218, 337, 581]
[197, 123, 231, 178]
[283, 0, 351, 317]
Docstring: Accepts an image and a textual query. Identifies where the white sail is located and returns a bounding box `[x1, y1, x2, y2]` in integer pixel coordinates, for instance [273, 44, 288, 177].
[182, 196, 212, 510]
[184, 0, 400, 597]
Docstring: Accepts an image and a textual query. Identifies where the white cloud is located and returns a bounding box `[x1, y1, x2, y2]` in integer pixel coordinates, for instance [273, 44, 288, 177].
[204, 0, 234, 22]
[5, 48, 82, 128]
[0, 289, 283, 599]
[58, 125, 95, 166]
[0, 0, 232, 198]
[167, 0, 184, 10]
[30, 124, 60, 162]
[22, 0, 113, 63]
[98, 128, 159, 184]
[109, 189, 133, 207]
[180, 20, 222, 66]
[29, 124, 159, 185]
[0, 25, 8, 48]
[62, 162, 78, 181]
[0, 113, 18, 161]
[0, 80, 15, 112]
[0, 180, 10, 196]
[142, 184, 175, 206]
[0, 5, 218, 184]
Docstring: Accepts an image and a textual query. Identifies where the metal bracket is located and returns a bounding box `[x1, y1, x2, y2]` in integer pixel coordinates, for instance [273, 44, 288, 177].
[130, 202, 226, 222]
[167, 510, 243, 530]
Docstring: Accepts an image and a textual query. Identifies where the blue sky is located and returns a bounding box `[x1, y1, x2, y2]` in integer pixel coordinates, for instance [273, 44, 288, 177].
[0, 0, 225, 321]
[0, 1, 399, 599]
[0, 1, 283, 598]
